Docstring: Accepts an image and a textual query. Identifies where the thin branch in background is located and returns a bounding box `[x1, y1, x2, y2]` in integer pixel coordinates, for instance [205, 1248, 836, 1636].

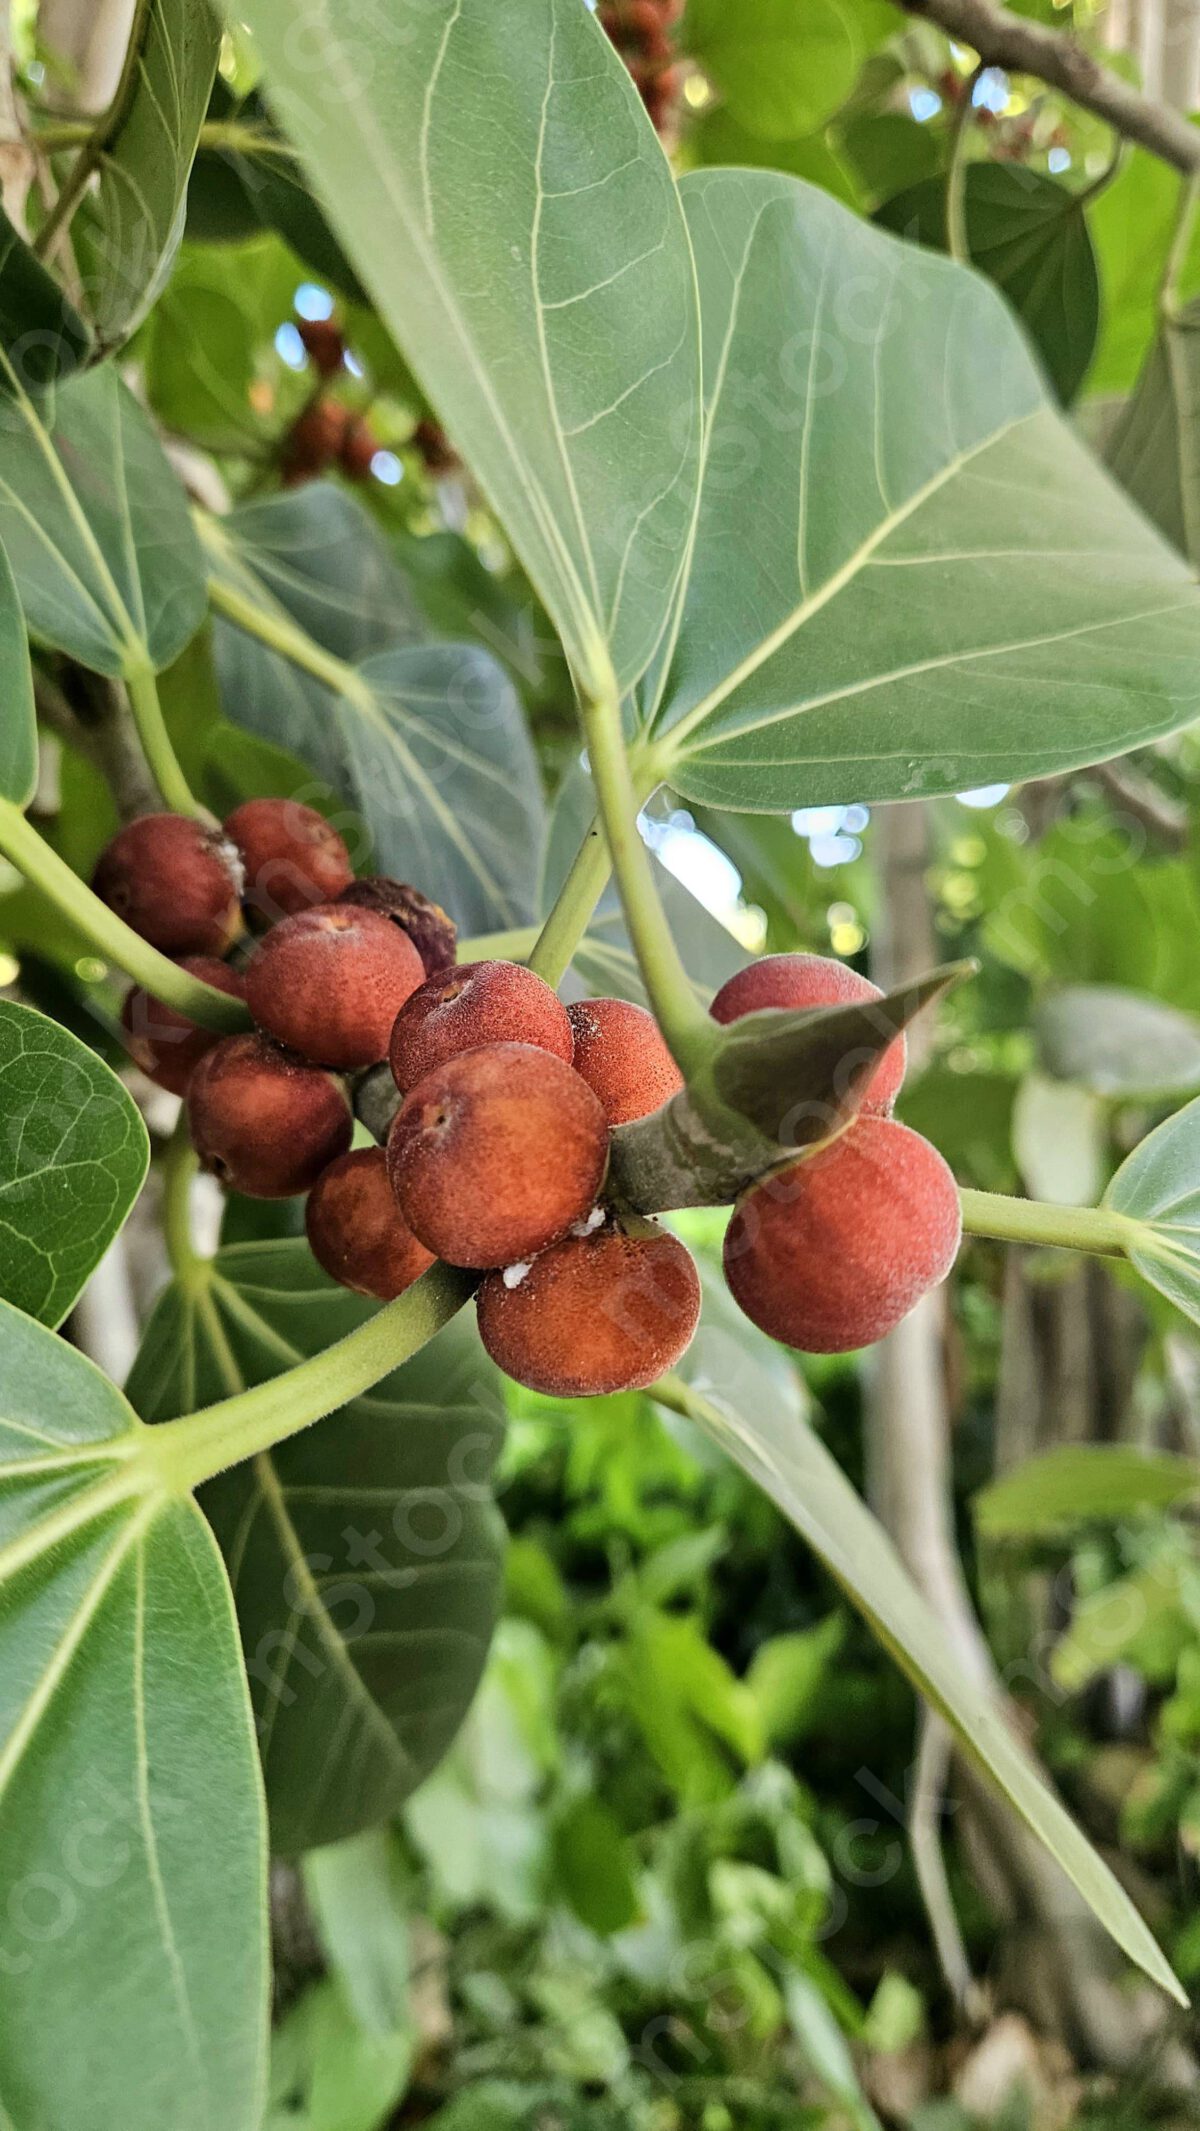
[34, 666, 161, 823]
[945, 62, 984, 264]
[910, 1710, 988, 2021]
[35, 0, 151, 261]
[899, 0, 1200, 174]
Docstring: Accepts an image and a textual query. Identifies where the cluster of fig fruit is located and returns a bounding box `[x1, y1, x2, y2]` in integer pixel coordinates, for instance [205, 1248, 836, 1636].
[599, 0, 683, 134]
[96, 797, 960, 1399]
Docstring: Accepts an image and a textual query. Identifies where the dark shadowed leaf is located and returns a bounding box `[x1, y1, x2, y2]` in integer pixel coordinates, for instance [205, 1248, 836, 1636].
[0, 204, 92, 388]
[0, 536, 35, 805]
[126, 1242, 506, 1854]
[72, 0, 221, 349]
[1106, 297, 1200, 566]
[0, 366, 205, 675]
[644, 172, 1200, 812]
[876, 166, 1100, 403]
[0, 1001, 148, 1326]
[0, 1299, 268, 2131]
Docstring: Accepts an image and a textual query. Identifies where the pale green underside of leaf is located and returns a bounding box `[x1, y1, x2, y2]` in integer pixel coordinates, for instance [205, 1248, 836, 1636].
[126, 1243, 506, 1855]
[671, 1272, 1185, 2005]
[74, 0, 221, 351]
[0, 366, 205, 675]
[0, 1001, 149, 1327]
[0, 1300, 268, 2131]
[221, 0, 702, 697]
[1107, 296, 1200, 569]
[647, 171, 1200, 810]
[1107, 1093, 1200, 1329]
[0, 536, 35, 805]
[1037, 985, 1200, 1099]
[207, 521, 546, 934]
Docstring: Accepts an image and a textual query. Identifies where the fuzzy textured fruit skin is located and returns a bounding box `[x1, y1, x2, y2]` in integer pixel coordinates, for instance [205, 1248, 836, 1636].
[711, 954, 907, 1116]
[477, 1220, 700, 1396]
[121, 956, 246, 1096]
[339, 878, 457, 977]
[723, 1118, 961, 1354]
[306, 1147, 435, 1300]
[246, 903, 425, 1070]
[93, 813, 245, 957]
[566, 997, 684, 1126]
[388, 1041, 608, 1269]
[188, 1034, 353, 1199]
[389, 961, 573, 1094]
[225, 798, 354, 927]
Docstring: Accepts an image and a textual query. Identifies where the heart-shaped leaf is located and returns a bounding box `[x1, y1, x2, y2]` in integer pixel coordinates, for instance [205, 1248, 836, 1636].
[216, 0, 703, 696]
[975, 1445, 1199, 1538]
[1106, 1095, 1200, 1327]
[644, 170, 1200, 812]
[0, 1299, 268, 2131]
[876, 166, 1100, 404]
[127, 1242, 506, 1855]
[0, 535, 35, 805]
[71, 0, 221, 351]
[1036, 986, 1200, 1099]
[0, 1001, 149, 1326]
[662, 1269, 1185, 2004]
[0, 366, 206, 676]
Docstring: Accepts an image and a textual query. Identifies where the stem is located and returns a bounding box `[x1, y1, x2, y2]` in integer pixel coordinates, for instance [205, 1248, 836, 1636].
[959, 1187, 1133, 1257]
[162, 1112, 205, 1286]
[579, 682, 712, 1075]
[124, 663, 204, 820]
[945, 65, 982, 264]
[1160, 172, 1200, 321]
[147, 1264, 475, 1495]
[0, 798, 251, 1029]
[205, 566, 373, 709]
[528, 814, 611, 986]
[457, 925, 541, 962]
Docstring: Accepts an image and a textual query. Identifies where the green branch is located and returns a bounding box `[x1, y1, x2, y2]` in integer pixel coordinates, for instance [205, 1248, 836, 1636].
[124, 663, 205, 821]
[959, 1188, 1133, 1257]
[580, 681, 713, 1075]
[205, 563, 374, 709]
[146, 1265, 476, 1495]
[0, 799, 251, 1030]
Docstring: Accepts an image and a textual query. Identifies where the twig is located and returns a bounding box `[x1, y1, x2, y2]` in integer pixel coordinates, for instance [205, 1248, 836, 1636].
[34, 667, 160, 823]
[945, 63, 984, 263]
[899, 0, 1200, 175]
[35, 0, 151, 261]
[910, 1710, 987, 2019]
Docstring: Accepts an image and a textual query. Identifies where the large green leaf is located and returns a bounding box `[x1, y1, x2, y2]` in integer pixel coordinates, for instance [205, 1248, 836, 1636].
[0, 537, 35, 805]
[644, 171, 1200, 811]
[1036, 985, 1200, 1099]
[221, 0, 702, 696]
[0, 366, 206, 675]
[0, 1299, 268, 2131]
[0, 1001, 149, 1326]
[216, 486, 426, 664]
[1107, 1095, 1200, 1328]
[127, 1243, 506, 1854]
[1106, 297, 1200, 567]
[207, 519, 545, 932]
[72, 0, 221, 351]
[685, 0, 900, 141]
[875, 165, 1100, 405]
[662, 1269, 1185, 2004]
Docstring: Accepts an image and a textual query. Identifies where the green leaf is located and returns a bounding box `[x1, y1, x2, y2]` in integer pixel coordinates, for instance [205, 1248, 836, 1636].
[144, 237, 295, 452]
[304, 1828, 413, 2039]
[1051, 1561, 1189, 1694]
[685, 0, 900, 140]
[875, 166, 1100, 404]
[0, 366, 205, 675]
[126, 1242, 506, 1854]
[839, 111, 940, 205]
[0, 1000, 149, 1326]
[72, 0, 221, 350]
[1089, 148, 1200, 398]
[1011, 1072, 1103, 1208]
[207, 515, 545, 933]
[267, 1977, 411, 2131]
[1107, 1095, 1200, 1329]
[0, 204, 92, 387]
[975, 1445, 1200, 1538]
[0, 1299, 268, 2131]
[188, 85, 368, 301]
[217, 486, 426, 663]
[663, 1268, 1187, 2004]
[646, 171, 1200, 812]
[219, 0, 703, 696]
[1106, 298, 1200, 567]
[1037, 985, 1200, 1098]
[551, 1795, 640, 1936]
[0, 535, 35, 806]
[689, 105, 862, 207]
